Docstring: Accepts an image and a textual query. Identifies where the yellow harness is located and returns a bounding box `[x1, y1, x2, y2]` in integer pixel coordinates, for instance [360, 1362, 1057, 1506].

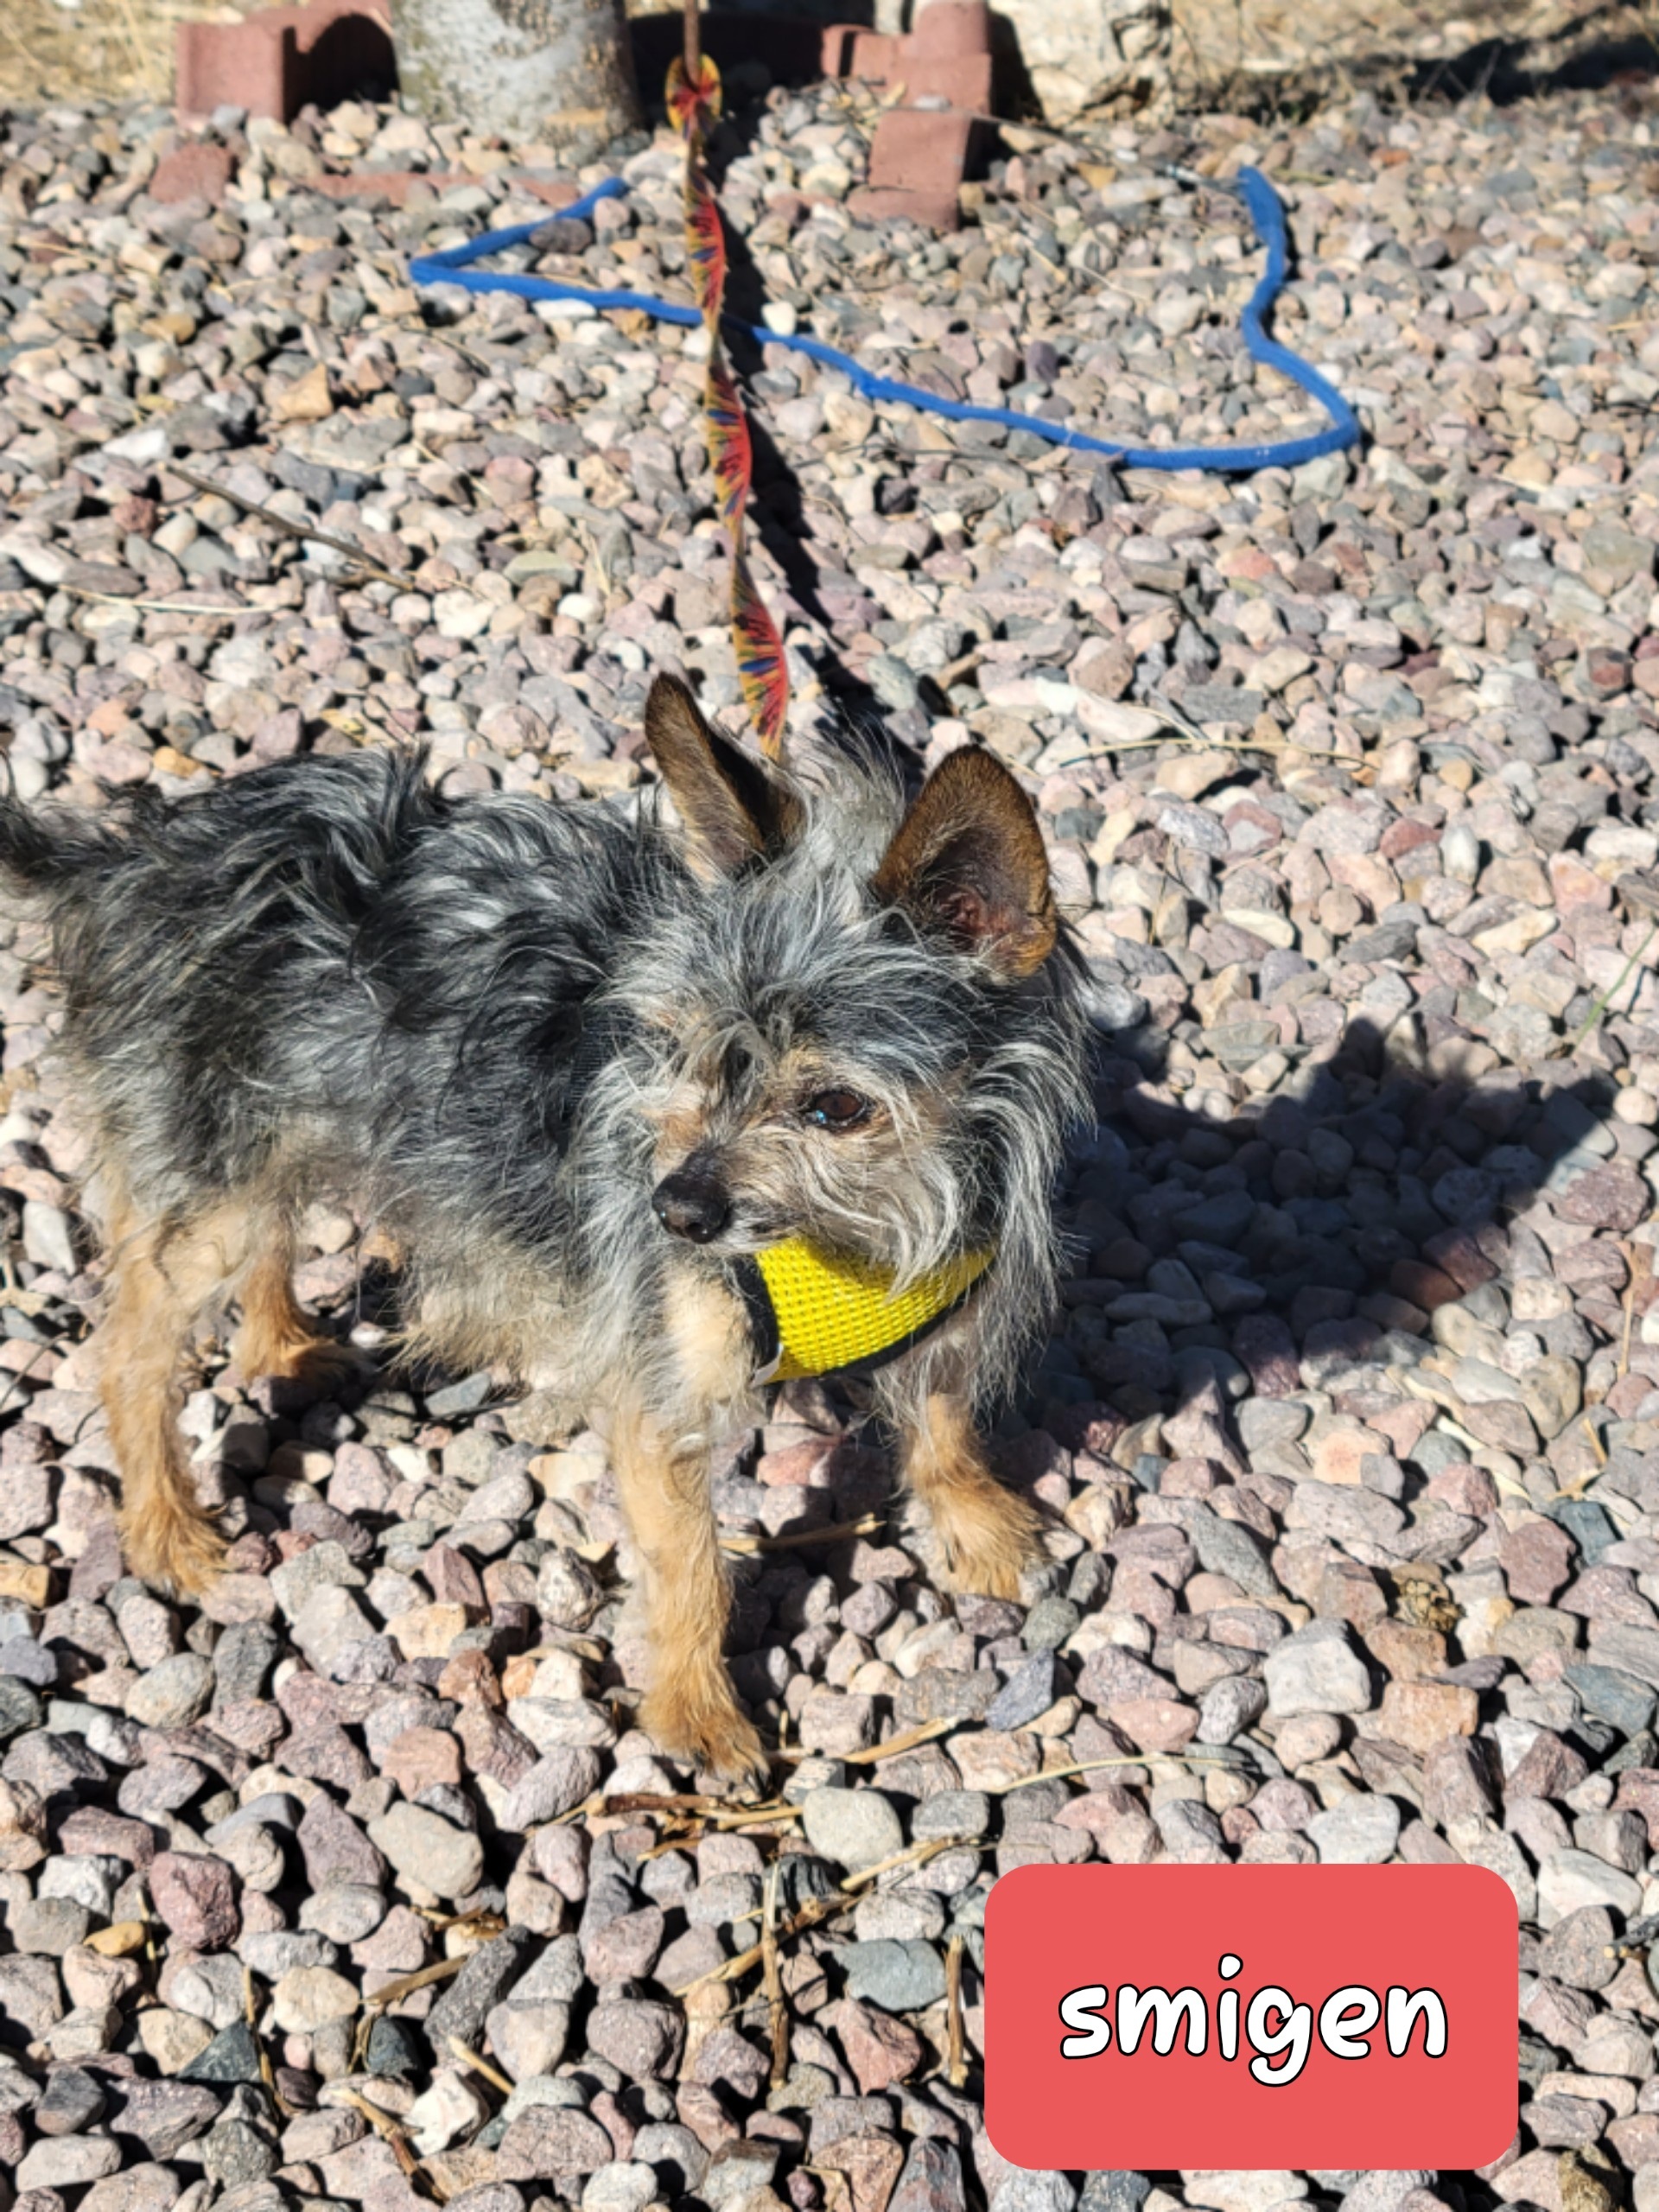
[733, 1237, 995, 1383]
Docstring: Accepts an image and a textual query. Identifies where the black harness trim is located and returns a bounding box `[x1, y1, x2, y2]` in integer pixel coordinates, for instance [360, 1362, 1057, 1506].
[727, 1253, 990, 1384]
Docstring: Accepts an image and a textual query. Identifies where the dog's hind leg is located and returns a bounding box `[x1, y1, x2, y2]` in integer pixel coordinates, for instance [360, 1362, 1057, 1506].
[897, 1389, 1046, 1602]
[232, 1212, 361, 1395]
[101, 1204, 249, 1595]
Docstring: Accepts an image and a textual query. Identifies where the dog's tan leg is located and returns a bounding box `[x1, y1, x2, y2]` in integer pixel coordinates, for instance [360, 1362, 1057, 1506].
[899, 1389, 1045, 1600]
[612, 1401, 765, 1786]
[232, 1223, 359, 1393]
[102, 1207, 246, 1594]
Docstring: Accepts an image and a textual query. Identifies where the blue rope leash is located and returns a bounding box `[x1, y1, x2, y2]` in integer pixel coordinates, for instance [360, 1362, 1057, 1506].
[409, 165, 1360, 476]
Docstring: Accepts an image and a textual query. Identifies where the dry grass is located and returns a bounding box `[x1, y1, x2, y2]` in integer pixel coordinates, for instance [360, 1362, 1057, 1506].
[1167, 0, 1659, 106]
[0, 0, 234, 110]
[0, 0, 680, 115]
[0, 0, 1655, 129]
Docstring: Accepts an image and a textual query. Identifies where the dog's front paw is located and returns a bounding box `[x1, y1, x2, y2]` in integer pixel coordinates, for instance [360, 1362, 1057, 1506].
[121, 1505, 226, 1598]
[643, 1686, 769, 1792]
[931, 1484, 1047, 1601]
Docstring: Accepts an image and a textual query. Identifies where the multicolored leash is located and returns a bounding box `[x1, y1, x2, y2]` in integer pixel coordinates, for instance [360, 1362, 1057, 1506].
[409, 32, 1363, 738]
[665, 13, 790, 760]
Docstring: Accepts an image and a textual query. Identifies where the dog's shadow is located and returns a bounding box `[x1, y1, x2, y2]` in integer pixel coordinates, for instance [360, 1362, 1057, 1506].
[1031, 1010, 1643, 1473]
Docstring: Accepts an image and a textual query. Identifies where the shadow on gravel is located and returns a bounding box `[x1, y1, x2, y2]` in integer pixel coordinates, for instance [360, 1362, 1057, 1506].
[1039, 1014, 1645, 1481]
[628, 9, 876, 100]
[1186, 8, 1659, 124]
[1405, 28, 1659, 106]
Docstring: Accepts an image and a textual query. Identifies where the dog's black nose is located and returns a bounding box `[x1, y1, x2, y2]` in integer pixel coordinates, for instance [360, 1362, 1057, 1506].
[652, 1169, 731, 1243]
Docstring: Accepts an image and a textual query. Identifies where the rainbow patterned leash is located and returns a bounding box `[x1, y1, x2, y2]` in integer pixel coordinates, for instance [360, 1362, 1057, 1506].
[666, 52, 790, 760]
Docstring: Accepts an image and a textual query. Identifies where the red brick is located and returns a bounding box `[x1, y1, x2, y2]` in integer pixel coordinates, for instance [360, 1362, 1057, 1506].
[264, 168, 563, 211]
[821, 2, 993, 111]
[912, 1, 989, 57]
[514, 177, 584, 210]
[847, 183, 960, 231]
[176, 0, 391, 126]
[823, 25, 897, 77]
[852, 107, 977, 232]
[308, 171, 467, 206]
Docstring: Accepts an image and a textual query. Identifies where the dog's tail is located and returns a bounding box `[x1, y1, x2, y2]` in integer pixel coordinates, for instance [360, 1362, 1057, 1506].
[0, 775, 114, 895]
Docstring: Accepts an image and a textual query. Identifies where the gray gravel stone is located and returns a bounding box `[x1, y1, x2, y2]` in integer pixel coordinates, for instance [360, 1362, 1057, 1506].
[836, 1938, 947, 2012]
[802, 1786, 905, 1872]
[1539, 1905, 1618, 1992]
[426, 1925, 538, 2052]
[124, 1654, 215, 1730]
[985, 1654, 1058, 1731]
[16, 2138, 124, 2190]
[990, 2175, 1077, 2212]
[1197, 1675, 1268, 1745]
[1305, 1796, 1402, 1865]
[35, 2067, 106, 2135]
[1021, 1598, 1081, 1653]
[10, 1897, 92, 1955]
[1265, 1624, 1372, 1718]
[180, 2023, 264, 2084]
[366, 1803, 484, 1901]
[1078, 2180, 1150, 2212]
[1566, 1663, 1655, 1738]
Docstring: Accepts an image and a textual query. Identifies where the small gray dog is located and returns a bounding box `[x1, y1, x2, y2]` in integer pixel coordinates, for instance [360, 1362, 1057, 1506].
[0, 674, 1087, 1777]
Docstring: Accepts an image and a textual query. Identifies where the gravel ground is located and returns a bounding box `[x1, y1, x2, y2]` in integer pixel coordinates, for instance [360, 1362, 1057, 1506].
[3, 61, 1659, 2212]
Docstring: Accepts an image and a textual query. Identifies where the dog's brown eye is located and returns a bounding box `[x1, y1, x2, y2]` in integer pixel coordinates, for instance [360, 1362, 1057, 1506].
[804, 1090, 872, 1132]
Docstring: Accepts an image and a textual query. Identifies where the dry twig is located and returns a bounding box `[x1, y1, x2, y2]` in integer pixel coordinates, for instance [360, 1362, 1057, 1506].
[992, 1751, 1228, 1794]
[945, 1932, 967, 2088]
[637, 1802, 804, 1857]
[721, 1512, 885, 1555]
[607, 1790, 768, 1817]
[836, 1832, 984, 1891]
[1621, 1239, 1647, 1379]
[162, 461, 421, 590]
[1554, 920, 1659, 1058]
[762, 1862, 789, 2088]
[362, 1954, 470, 2011]
[58, 587, 244, 618]
[841, 1716, 957, 1766]
[416, 1905, 507, 1937]
[674, 1880, 866, 1997]
[448, 2035, 515, 2095]
[335, 2089, 433, 2191]
[244, 1965, 295, 2117]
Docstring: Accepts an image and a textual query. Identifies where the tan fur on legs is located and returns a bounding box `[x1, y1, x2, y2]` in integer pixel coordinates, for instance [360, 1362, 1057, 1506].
[232, 1228, 359, 1392]
[901, 1390, 1045, 1600]
[612, 1399, 765, 1785]
[101, 1205, 248, 1594]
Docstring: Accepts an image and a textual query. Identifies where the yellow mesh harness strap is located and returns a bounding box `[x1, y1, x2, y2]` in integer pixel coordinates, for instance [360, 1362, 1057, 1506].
[731, 1238, 995, 1384]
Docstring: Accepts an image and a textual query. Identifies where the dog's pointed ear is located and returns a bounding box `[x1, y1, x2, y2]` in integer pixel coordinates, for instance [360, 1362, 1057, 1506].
[871, 746, 1058, 978]
[645, 673, 801, 878]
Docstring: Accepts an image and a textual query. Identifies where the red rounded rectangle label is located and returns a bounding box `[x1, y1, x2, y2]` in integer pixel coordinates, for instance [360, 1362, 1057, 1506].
[985, 1864, 1517, 2170]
